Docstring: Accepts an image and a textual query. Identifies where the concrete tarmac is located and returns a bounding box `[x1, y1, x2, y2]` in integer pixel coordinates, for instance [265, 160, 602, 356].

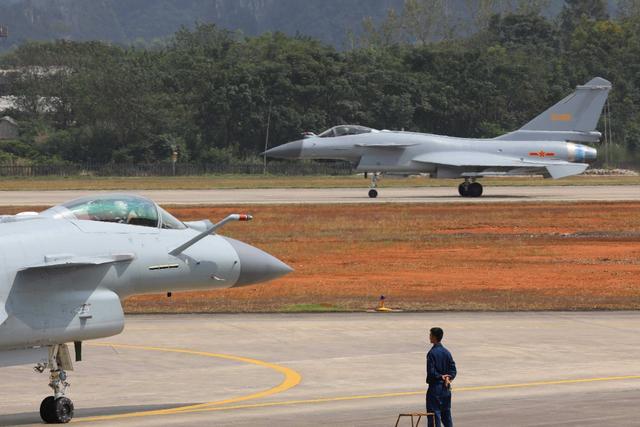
[0, 185, 639, 206]
[1, 312, 638, 426]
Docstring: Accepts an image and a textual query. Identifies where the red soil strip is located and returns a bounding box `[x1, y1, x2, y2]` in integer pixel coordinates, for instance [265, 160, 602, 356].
[124, 202, 640, 312]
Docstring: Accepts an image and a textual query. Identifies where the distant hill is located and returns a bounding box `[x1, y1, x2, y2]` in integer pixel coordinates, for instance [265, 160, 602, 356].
[0, 0, 590, 51]
[0, 0, 412, 50]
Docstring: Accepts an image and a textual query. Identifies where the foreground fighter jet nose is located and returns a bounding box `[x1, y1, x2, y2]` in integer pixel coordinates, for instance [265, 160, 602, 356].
[585, 146, 597, 162]
[223, 237, 293, 286]
[263, 140, 304, 159]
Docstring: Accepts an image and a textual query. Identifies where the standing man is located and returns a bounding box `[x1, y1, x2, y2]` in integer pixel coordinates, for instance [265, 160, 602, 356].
[426, 327, 457, 427]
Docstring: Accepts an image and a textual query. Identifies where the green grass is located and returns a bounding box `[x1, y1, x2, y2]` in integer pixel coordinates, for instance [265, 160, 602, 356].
[0, 174, 638, 190]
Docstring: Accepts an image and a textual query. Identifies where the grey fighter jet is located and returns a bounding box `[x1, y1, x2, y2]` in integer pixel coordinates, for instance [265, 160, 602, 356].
[265, 77, 610, 197]
[0, 194, 292, 424]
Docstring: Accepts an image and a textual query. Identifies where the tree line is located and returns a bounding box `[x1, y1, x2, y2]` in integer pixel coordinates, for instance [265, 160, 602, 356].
[0, 0, 639, 168]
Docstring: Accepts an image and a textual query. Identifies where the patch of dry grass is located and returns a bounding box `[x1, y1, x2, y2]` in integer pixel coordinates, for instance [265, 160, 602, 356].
[0, 174, 638, 190]
[122, 202, 640, 312]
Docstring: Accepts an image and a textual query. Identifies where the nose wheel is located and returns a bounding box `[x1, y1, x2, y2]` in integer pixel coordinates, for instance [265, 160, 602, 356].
[40, 396, 74, 424]
[36, 344, 75, 423]
[458, 181, 483, 197]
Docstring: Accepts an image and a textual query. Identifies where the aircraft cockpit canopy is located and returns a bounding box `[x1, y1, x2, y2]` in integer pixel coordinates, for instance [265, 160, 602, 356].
[40, 194, 186, 229]
[318, 125, 375, 138]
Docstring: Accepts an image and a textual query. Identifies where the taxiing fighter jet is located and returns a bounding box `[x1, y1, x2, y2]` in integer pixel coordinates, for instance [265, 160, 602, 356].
[265, 77, 610, 197]
[0, 194, 292, 423]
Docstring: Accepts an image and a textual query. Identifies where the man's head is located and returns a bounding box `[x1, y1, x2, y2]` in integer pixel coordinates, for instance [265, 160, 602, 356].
[429, 327, 444, 344]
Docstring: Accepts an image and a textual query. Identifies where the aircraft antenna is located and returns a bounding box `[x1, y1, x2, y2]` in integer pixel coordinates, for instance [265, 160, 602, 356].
[603, 98, 608, 166]
[604, 98, 612, 167]
[263, 101, 272, 174]
[607, 99, 613, 166]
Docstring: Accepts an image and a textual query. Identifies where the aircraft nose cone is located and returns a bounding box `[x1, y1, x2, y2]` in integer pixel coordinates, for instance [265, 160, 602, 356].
[263, 140, 304, 159]
[585, 146, 597, 162]
[223, 237, 293, 286]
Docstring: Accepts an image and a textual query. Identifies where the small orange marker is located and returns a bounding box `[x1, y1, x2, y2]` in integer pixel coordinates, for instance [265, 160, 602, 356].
[375, 295, 393, 312]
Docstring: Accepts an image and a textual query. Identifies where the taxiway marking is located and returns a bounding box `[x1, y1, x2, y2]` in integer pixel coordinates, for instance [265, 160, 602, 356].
[76, 343, 302, 422]
[178, 375, 640, 415]
[75, 343, 639, 423]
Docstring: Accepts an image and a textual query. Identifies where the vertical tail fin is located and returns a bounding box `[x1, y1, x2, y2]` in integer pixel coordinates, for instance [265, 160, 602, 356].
[497, 77, 611, 142]
[521, 77, 611, 132]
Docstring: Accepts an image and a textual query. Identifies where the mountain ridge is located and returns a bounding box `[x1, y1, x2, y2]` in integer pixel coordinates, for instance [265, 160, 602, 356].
[0, 0, 409, 50]
[0, 0, 589, 50]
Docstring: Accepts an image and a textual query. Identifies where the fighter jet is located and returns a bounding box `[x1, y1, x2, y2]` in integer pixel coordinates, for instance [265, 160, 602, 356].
[0, 194, 292, 424]
[265, 77, 610, 197]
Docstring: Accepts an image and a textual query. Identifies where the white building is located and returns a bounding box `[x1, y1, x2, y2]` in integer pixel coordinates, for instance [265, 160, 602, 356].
[0, 116, 18, 140]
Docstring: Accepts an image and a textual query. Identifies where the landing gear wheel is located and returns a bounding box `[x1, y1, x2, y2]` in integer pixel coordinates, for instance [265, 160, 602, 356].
[40, 396, 55, 423]
[54, 397, 74, 424]
[40, 396, 74, 424]
[468, 182, 483, 197]
[367, 172, 381, 198]
[458, 183, 467, 197]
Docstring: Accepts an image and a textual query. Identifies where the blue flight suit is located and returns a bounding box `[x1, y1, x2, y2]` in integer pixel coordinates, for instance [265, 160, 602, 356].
[426, 342, 457, 427]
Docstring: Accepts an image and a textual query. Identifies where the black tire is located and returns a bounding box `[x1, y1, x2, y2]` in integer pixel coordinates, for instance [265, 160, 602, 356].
[40, 396, 56, 424]
[469, 182, 483, 197]
[458, 183, 468, 197]
[368, 189, 378, 198]
[52, 397, 74, 423]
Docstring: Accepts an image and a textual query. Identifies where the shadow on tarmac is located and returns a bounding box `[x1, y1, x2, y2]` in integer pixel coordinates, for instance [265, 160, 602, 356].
[0, 402, 197, 426]
[359, 195, 531, 200]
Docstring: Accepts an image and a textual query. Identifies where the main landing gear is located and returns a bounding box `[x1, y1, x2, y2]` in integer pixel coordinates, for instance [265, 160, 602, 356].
[366, 172, 381, 198]
[458, 179, 483, 197]
[36, 344, 74, 424]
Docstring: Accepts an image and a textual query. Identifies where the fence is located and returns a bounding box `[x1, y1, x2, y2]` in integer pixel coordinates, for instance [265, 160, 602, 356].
[0, 161, 355, 177]
[0, 161, 636, 178]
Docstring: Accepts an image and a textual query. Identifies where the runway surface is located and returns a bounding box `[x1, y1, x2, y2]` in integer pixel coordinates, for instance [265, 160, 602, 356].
[0, 185, 639, 206]
[0, 312, 638, 426]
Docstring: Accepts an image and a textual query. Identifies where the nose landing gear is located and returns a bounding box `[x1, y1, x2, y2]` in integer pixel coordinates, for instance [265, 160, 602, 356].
[36, 344, 75, 424]
[458, 179, 483, 197]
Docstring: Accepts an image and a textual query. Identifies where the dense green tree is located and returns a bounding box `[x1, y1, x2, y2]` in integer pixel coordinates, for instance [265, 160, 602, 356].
[560, 0, 609, 34]
[1, 9, 640, 167]
[487, 12, 558, 50]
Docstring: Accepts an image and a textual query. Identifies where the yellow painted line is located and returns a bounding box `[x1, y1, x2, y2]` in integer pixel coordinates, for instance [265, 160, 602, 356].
[450, 375, 640, 392]
[176, 374, 640, 415]
[73, 343, 640, 423]
[75, 343, 301, 423]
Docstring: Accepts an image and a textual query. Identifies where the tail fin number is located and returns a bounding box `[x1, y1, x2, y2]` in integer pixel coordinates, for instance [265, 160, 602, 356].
[551, 113, 572, 122]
